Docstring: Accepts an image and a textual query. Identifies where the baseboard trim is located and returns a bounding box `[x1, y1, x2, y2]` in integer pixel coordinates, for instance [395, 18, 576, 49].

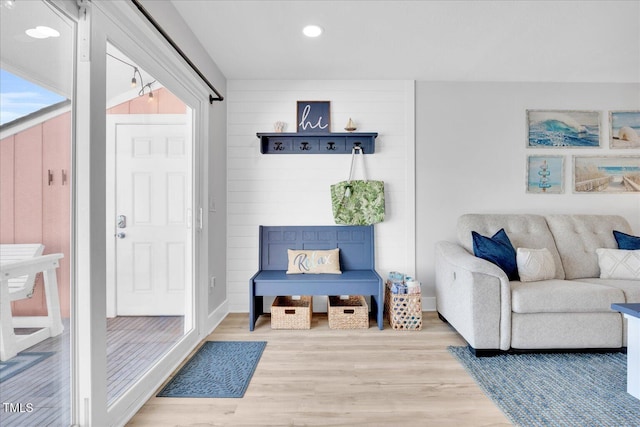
[205, 300, 229, 336]
[422, 296, 436, 311]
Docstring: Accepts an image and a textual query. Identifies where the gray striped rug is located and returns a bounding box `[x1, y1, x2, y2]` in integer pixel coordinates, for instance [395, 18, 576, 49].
[449, 346, 640, 427]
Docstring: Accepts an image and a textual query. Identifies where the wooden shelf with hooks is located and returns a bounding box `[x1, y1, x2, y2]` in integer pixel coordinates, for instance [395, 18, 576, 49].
[256, 132, 377, 154]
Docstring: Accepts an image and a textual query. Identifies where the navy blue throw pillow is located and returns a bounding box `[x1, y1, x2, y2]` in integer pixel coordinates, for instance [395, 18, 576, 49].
[472, 228, 519, 281]
[613, 230, 640, 250]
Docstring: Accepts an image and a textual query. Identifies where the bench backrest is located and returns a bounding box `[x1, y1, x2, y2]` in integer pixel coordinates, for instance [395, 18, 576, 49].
[0, 243, 45, 293]
[259, 226, 375, 271]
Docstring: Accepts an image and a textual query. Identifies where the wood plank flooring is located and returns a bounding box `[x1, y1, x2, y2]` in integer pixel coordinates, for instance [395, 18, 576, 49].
[1, 326, 70, 426]
[1, 316, 183, 426]
[107, 316, 184, 406]
[127, 312, 510, 427]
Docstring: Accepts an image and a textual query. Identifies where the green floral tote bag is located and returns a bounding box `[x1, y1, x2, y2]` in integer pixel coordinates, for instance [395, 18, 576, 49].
[331, 147, 385, 225]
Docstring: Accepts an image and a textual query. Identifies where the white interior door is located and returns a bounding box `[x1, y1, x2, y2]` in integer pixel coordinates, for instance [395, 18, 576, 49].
[114, 121, 191, 316]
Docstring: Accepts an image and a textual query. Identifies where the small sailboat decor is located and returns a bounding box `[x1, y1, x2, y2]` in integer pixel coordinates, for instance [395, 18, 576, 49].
[344, 118, 357, 132]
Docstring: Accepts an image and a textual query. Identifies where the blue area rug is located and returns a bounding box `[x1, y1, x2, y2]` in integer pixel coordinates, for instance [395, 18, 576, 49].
[449, 346, 640, 427]
[0, 352, 54, 383]
[157, 341, 266, 398]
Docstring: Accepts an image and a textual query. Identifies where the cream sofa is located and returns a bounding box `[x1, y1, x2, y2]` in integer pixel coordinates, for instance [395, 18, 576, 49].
[435, 214, 639, 356]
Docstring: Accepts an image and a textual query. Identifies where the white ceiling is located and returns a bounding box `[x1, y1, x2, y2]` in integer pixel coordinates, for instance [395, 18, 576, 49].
[170, 0, 640, 83]
[1, 0, 637, 103]
[0, 2, 158, 107]
[0, 0, 74, 97]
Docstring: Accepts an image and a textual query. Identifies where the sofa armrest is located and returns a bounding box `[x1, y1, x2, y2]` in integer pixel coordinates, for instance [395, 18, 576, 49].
[435, 241, 512, 351]
[435, 240, 509, 277]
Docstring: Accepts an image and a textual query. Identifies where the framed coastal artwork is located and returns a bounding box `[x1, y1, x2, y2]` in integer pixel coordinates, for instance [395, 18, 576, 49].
[573, 155, 640, 193]
[609, 111, 640, 149]
[527, 155, 564, 194]
[297, 101, 330, 133]
[527, 110, 601, 148]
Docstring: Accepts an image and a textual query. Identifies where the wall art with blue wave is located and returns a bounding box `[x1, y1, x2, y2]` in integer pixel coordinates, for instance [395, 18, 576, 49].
[527, 110, 600, 148]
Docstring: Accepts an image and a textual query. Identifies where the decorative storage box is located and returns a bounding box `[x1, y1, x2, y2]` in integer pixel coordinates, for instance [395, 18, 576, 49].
[384, 282, 422, 330]
[271, 296, 312, 329]
[327, 295, 369, 329]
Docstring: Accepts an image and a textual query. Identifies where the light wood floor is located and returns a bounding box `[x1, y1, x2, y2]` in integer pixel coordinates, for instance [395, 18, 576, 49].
[127, 312, 511, 427]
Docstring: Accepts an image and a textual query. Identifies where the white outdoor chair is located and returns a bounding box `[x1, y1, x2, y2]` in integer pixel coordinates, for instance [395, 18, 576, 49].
[0, 244, 64, 361]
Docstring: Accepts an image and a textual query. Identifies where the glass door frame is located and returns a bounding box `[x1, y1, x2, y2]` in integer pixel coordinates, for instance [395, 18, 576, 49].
[1, 1, 78, 425]
[71, 1, 211, 425]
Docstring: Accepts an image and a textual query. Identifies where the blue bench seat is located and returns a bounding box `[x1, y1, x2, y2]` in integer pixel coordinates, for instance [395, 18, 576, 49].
[249, 225, 384, 331]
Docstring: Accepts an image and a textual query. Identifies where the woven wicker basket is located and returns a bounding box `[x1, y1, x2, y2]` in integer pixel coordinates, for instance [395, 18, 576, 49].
[384, 281, 422, 330]
[327, 295, 369, 329]
[271, 296, 312, 329]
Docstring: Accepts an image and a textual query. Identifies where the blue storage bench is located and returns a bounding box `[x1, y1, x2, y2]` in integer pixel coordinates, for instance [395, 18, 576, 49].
[249, 225, 384, 331]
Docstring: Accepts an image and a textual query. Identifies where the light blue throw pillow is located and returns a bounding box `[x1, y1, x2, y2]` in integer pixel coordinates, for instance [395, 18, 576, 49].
[472, 228, 519, 281]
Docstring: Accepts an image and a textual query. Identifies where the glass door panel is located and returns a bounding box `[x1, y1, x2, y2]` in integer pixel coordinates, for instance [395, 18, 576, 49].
[0, 1, 75, 425]
[105, 42, 194, 405]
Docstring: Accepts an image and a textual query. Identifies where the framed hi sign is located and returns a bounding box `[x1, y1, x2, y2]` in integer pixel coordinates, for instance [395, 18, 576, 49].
[297, 101, 330, 133]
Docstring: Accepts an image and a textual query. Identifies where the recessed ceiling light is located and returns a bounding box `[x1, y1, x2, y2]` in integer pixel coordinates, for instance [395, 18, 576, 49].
[302, 25, 323, 38]
[25, 26, 60, 39]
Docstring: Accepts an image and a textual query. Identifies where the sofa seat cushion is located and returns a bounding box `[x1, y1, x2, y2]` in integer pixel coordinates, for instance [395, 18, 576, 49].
[511, 279, 624, 314]
[576, 278, 640, 303]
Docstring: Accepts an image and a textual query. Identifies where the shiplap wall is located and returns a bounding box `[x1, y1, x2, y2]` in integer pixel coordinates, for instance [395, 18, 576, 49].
[227, 80, 415, 312]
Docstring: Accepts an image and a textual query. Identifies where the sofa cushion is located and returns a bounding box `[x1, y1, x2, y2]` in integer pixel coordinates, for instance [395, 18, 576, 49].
[577, 278, 640, 303]
[511, 279, 624, 313]
[545, 215, 632, 280]
[472, 229, 519, 281]
[458, 214, 565, 279]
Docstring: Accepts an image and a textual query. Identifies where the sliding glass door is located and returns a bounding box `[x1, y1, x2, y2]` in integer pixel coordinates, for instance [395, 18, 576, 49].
[84, 3, 206, 424]
[105, 42, 195, 406]
[0, 1, 75, 425]
[2, 2, 208, 424]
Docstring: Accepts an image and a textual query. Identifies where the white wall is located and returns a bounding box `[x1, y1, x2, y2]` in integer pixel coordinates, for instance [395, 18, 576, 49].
[416, 82, 640, 304]
[227, 80, 415, 312]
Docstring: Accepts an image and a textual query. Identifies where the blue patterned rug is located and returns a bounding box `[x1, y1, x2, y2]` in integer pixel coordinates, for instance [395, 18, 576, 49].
[157, 341, 266, 398]
[449, 346, 640, 427]
[0, 352, 54, 383]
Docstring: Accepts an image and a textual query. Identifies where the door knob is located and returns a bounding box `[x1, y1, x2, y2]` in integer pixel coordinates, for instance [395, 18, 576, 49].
[115, 232, 126, 239]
